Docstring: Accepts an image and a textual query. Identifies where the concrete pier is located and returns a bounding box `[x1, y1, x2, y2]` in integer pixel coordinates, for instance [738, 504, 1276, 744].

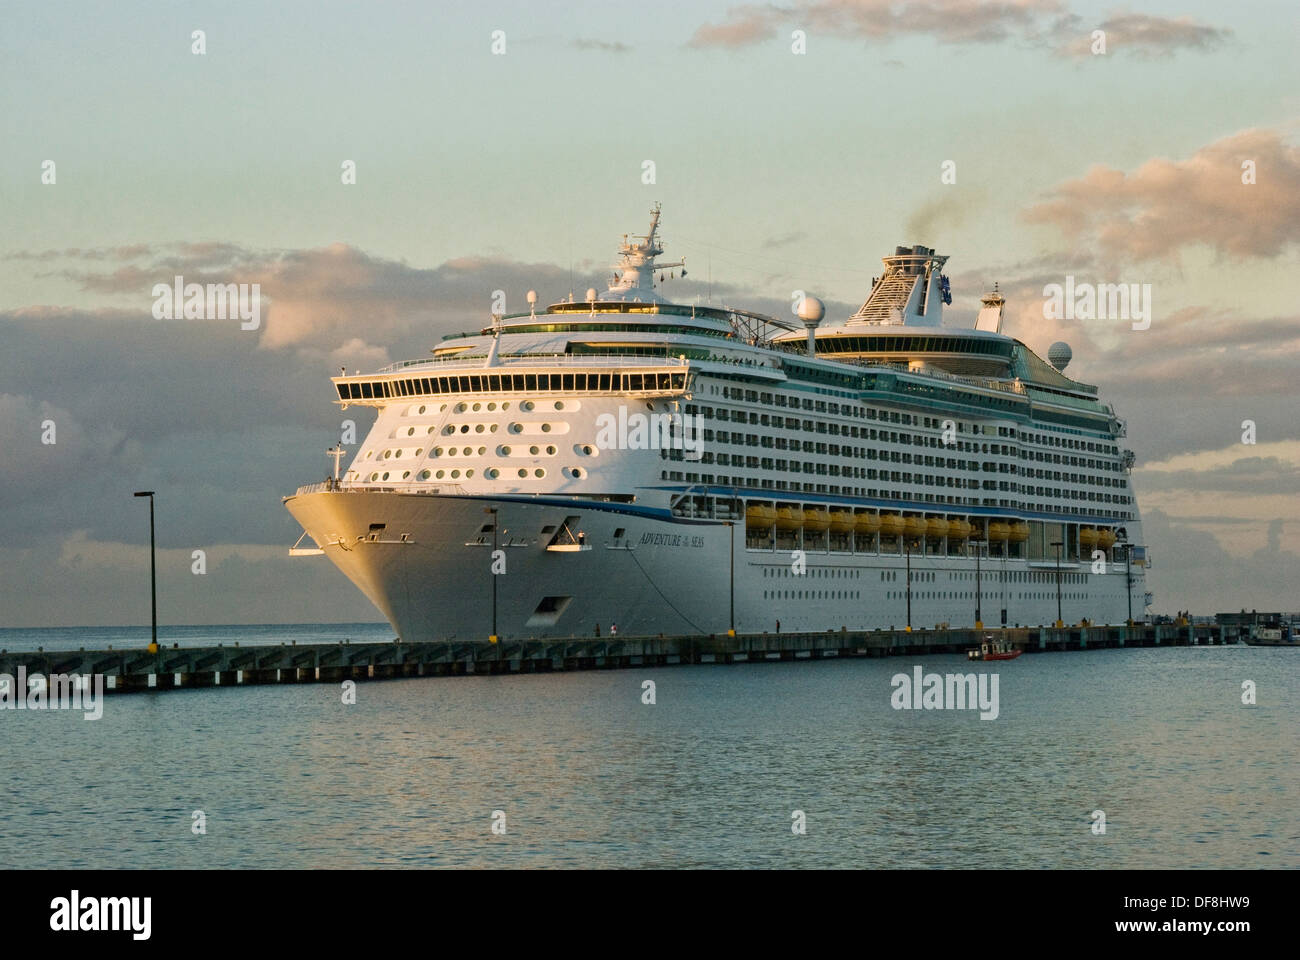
[0, 622, 1237, 695]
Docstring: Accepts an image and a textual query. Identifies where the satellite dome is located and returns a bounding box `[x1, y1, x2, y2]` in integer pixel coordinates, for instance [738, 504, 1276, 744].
[1048, 341, 1072, 371]
[796, 296, 825, 325]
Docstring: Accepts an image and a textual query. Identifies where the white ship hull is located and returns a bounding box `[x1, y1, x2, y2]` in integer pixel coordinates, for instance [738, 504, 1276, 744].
[286, 489, 1146, 641]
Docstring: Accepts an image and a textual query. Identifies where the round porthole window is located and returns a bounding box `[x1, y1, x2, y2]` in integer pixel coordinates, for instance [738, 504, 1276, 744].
[381, 472, 390, 480]
[529, 445, 539, 455]
[418, 405, 426, 414]
[436, 470, 445, 479]
[518, 468, 528, 478]
[555, 401, 564, 410]
[451, 469, 460, 479]
[522, 400, 534, 411]
[419, 470, 431, 480]
[472, 402, 481, 411]
[541, 423, 551, 433]
[534, 469, 545, 478]
[487, 467, 499, 479]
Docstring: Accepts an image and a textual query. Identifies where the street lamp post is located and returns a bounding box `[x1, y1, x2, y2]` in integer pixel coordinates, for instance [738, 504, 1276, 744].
[727, 521, 736, 637]
[1051, 540, 1064, 628]
[133, 491, 158, 654]
[1120, 542, 1134, 626]
[973, 538, 985, 630]
[905, 537, 913, 632]
[485, 507, 499, 643]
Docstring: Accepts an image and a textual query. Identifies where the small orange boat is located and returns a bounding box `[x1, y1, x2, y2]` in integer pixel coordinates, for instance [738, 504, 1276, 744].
[968, 634, 1022, 661]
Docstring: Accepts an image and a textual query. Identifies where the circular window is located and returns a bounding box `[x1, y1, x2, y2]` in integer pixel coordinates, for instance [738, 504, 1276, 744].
[439, 404, 448, 412]
[477, 446, 486, 455]
[451, 469, 460, 479]
[487, 467, 499, 479]
[418, 405, 426, 414]
[571, 467, 584, 478]
[381, 472, 390, 480]
[645, 402, 655, 411]
[395, 450, 403, 458]
[500, 445, 511, 455]
[465, 469, 474, 478]
[414, 448, 423, 457]
[518, 468, 528, 478]
[427, 426, 436, 434]
[456, 403, 467, 412]
[582, 445, 593, 455]
[402, 471, 410, 479]
[534, 469, 545, 478]
[555, 401, 564, 410]
[541, 423, 551, 433]
[459, 425, 469, 433]
[433, 447, 442, 457]
[472, 402, 481, 411]
[490, 424, 498, 433]
[419, 469, 431, 480]
[369, 473, 378, 481]
[383, 450, 391, 459]
[501, 402, 510, 410]
[442, 425, 455, 435]
[546, 445, 556, 455]
[529, 445, 539, 455]
[475, 424, 484, 433]
[522, 400, 534, 411]
[407, 427, 415, 436]
[436, 470, 445, 479]
[488, 402, 497, 411]
[509, 423, 522, 434]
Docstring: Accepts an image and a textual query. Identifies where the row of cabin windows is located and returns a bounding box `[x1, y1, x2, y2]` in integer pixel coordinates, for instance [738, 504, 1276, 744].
[658, 471, 1135, 518]
[339, 371, 687, 400]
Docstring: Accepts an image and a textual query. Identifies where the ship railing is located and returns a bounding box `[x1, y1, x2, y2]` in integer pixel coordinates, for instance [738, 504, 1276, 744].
[293, 481, 471, 497]
[378, 354, 691, 374]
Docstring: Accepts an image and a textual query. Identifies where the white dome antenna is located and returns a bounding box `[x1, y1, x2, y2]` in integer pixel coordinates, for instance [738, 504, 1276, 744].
[797, 295, 825, 356]
[527, 289, 537, 318]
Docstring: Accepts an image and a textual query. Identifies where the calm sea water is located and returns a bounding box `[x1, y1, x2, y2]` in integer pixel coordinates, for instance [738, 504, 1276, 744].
[1, 624, 1295, 868]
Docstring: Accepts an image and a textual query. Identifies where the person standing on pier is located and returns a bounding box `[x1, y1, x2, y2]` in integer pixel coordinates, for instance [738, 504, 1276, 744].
[594, 623, 601, 637]
[610, 622, 618, 636]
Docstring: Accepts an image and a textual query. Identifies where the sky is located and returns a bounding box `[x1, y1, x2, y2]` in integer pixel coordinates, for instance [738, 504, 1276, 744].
[2, 0, 1298, 626]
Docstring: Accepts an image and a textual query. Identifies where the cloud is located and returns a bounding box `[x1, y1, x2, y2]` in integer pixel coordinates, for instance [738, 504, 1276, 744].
[762, 230, 808, 249]
[687, 2, 1229, 54]
[1022, 128, 1300, 263]
[1056, 13, 1231, 58]
[572, 38, 631, 53]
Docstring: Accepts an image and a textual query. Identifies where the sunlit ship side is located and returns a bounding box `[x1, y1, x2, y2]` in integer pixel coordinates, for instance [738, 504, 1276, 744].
[285, 206, 1150, 641]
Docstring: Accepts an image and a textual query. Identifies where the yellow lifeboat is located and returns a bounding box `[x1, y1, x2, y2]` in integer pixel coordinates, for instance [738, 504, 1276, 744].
[803, 508, 830, 532]
[925, 518, 949, 540]
[855, 512, 881, 535]
[1078, 526, 1098, 548]
[904, 516, 927, 540]
[987, 521, 1010, 541]
[878, 513, 904, 538]
[1009, 521, 1030, 543]
[829, 510, 855, 535]
[775, 507, 800, 532]
[948, 518, 972, 541]
[745, 504, 776, 529]
[1096, 528, 1116, 550]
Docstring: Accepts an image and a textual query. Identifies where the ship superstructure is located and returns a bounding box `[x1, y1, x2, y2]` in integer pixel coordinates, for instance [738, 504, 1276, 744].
[285, 206, 1149, 640]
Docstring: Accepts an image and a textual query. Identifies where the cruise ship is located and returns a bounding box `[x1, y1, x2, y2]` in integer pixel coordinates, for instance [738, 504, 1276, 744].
[285, 205, 1150, 640]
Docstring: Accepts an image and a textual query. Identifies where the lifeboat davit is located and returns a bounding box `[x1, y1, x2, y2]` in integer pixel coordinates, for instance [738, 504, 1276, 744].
[829, 511, 855, 535]
[925, 518, 949, 540]
[879, 513, 904, 538]
[1009, 520, 1030, 542]
[775, 507, 800, 532]
[1096, 528, 1116, 550]
[1078, 526, 1098, 548]
[803, 508, 831, 532]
